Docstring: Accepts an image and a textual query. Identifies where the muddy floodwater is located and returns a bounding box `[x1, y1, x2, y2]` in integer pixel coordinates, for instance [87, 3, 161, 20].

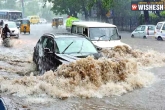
[0, 24, 165, 110]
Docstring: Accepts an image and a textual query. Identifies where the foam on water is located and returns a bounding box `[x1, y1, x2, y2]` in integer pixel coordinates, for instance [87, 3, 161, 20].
[0, 44, 165, 102]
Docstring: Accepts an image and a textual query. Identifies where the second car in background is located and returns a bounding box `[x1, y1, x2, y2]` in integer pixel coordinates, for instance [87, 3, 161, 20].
[39, 18, 47, 24]
[154, 21, 165, 41]
[131, 25, 155, 39]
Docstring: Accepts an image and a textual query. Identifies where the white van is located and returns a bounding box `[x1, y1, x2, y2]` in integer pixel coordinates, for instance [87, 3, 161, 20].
[154, 21, 165, 40]
[71, 21, 131, 48]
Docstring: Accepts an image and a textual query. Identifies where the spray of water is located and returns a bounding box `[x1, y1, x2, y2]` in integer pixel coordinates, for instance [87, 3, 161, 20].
[0, 46, 164, 101]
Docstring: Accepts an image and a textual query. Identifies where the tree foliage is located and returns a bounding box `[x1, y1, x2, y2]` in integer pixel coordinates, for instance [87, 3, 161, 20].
[46, 0, 114, 21]
[0, 0, 16, 9]
[24, 0, 40, 16]
[47, 0, 82, 17]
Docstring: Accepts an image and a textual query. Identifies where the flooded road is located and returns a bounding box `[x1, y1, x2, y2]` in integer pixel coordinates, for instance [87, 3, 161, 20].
[0, 24, 165, 110]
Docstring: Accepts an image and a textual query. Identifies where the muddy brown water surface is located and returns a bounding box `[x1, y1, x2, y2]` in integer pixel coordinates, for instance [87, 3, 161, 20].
[0, 24, 165, 110]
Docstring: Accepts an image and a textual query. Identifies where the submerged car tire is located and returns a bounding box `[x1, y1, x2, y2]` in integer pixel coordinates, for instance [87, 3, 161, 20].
[157, 36, 163, 41]
[131, 34, 134, 38]
[16, 34, 19, 39]
[38, 57, 46, 75]
[143, 36, 147, 39]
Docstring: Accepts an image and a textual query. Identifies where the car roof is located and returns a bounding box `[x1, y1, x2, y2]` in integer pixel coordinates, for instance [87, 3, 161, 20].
[72, 21, 117, 28]
[43, 33, 88, 39]
[140, 25, 155, 26]
[4, 21, 15, 23]
[157, 21, 165, 23]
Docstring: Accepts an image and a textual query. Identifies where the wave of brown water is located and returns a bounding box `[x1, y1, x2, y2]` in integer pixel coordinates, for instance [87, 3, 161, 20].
[0, 46, 165, 102]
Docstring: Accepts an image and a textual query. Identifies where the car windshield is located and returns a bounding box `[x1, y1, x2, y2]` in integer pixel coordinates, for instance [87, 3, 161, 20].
[89, 27, 120, 41]
[55, 37, 98, 54]
[7, 22, 17, 28]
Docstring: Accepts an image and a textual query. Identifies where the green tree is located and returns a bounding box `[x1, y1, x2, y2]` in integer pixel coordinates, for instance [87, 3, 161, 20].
[3, 0, 17, 9]
[46, 0, 114, 21]
[40, 4, 54, 21]
[47, 0, 82, 17]
[24, 0, 40, 17]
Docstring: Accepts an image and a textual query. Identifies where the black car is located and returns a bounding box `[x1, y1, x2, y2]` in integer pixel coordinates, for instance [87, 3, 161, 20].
[33, 33, 102, 74]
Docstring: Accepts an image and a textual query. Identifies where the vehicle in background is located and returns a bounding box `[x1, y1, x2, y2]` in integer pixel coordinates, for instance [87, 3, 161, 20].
[33, 33, 102, 74]
[27, 15, 40, 24]
[154, 21, 165, 41]
[58, 17, 63, 26]
[52, 17, 63, 28]
[71, 21, 131, 49]
[131, 25, 155, 39]
[52, 17, 59, 28]
[3, 21, 20, 38]
[14, 19, 21, 28]
[17, 19, 30, 34]
[66, 16, 79, 31]
[0, 10, 22, 21]
[39, 18, 47, 24]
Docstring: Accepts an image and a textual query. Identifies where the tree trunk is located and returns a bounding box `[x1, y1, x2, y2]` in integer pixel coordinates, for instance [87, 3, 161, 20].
[81, 0, 88, 20]
[143, 0, 149, 24]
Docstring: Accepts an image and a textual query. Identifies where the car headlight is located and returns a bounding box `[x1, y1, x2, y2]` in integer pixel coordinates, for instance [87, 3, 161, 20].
[14, 29, 19, 33]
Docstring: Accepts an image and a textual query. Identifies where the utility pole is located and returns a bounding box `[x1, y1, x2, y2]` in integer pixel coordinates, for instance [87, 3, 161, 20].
[21, 0, 25, 18]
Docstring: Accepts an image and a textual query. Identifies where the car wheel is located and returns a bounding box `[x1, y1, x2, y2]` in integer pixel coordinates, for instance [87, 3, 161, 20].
[131, 34, 134, 38]
[143, 36, 147, 39]
[38, 57, 46, 75]
[157, 36, 163, 41]
[16, 34, 19, 39]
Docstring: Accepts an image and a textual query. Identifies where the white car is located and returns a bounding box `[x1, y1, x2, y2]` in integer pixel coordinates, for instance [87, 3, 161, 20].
[3, 21, 20, 38]
[131, 25, 155, 39]
[154, 21, 165, 41]
[39, 18, 47, 24]
[71, 21, 131, 49]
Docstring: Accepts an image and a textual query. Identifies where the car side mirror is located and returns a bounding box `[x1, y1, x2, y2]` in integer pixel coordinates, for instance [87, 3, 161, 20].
[44, 48, 51, 53]
[96, 47, 102, 51]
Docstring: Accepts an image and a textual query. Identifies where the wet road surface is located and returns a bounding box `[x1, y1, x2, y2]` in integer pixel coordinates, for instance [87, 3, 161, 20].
[0, 23, 165, 110]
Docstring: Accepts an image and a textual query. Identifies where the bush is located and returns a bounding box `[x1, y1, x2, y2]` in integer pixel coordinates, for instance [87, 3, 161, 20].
[139, 13, 161, 25]
[160, 11, 165, 18]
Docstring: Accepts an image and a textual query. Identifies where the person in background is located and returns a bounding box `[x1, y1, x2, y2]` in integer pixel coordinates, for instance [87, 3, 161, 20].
[1, 24, 11, 40]
[0, 20, 4, 35]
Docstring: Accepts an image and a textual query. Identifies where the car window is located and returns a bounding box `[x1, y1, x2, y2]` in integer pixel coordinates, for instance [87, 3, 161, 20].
[77, 26, 83, 34]
[45, 38, 54, 52]
[89, 27, 120, 40]
[162, 24, 165, 30]
[135, 26, 141, 31]
[71, 25, 77, 33]
[6, 22, 17, 28]
[148, 26, 155, 30]
[42, 37, 49, 48]
[141, 26, 145, 31]
[156, 23, 163, 30]
[55, 38, 97, 54]
[83, 28, 88, 36]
